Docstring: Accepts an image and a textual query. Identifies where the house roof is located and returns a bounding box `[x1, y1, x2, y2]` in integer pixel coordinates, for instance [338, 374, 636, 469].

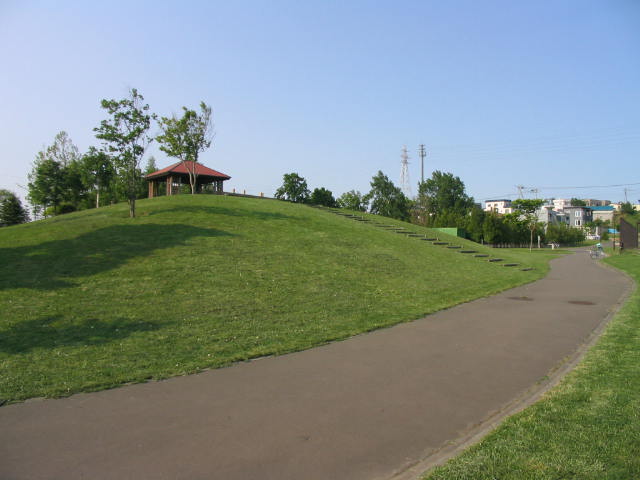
[564, 205, 592, 210]
[146, 161, 231, 180]
[591, 206, 615, 211]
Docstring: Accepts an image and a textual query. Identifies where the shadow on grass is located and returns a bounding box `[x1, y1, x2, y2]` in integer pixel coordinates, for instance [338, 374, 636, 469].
[0, 315, 165, 354]
[0, 223, 232, 290]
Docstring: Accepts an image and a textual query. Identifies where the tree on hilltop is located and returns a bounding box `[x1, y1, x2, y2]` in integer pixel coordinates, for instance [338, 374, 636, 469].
[156, 102, 213, 194]
[81, 147, 115, 208]
[94, 88, 154, 218]
[28, 131, 86, 215]
[275, 173, 310, 203]
[364, 171, 410, 221]
[337, 190, 366, 212]
[310, 187, 337, 207]
[0, 192, 30, 226]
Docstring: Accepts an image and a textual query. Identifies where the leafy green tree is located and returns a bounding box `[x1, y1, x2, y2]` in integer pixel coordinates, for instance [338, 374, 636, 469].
[81, 147, 115, 208]
[47, 131, 80, 167]
[545, 222, 585, 245]
[310, 187, 337, 207]
[156, 102, 213, 194]
[416, 171, 474, 227]
[28, 154, 65, 215]
[503, 212, 531, 246]
[0, 189, 13, 202]
[27, 131, 85, 215]
[570, 198, 587, 206]
[63, 159, 87, 210]
[620, 201, 636, 215]
[0, 192, 29, 226]
[464, 205, 485, 243]
[511, 198, 545, 250]
[337, 190, 366, 212]
[94, 88, 154, 218]
[483, 212, 507, 246]
[275, 173, 310, 203]
[363, 171, 410, 221]
[144, 156, 158, 175]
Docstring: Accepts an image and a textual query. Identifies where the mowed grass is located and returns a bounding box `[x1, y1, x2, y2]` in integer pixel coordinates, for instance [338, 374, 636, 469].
[1, 195, 548, 402]
[424, 251, 640, 480]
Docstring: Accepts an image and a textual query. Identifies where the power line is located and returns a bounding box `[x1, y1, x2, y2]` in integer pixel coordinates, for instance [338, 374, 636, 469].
[536, 181, 640, 190]
[430, 128, 640, 163]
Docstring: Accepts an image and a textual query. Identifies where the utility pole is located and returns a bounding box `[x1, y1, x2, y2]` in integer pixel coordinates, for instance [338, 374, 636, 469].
[516, 185, 525, 198]
[418, 144, 426, 184]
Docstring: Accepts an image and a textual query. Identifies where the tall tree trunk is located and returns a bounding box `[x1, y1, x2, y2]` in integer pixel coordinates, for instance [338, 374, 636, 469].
[529, 225, 534, 252]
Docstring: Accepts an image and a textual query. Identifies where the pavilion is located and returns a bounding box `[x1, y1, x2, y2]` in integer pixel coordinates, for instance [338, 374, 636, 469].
[146, 161, 231, 198]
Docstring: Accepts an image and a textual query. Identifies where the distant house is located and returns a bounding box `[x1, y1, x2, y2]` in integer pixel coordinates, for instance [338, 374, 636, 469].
[562, 206, 593, 228]
[553, 198, 610, 211]
[484, 199, 512, 214]
[553, 199, 571, 211]
[536, 205, 567, 227]
[591, 205, 615, 223]
[583, 199, 611, 207]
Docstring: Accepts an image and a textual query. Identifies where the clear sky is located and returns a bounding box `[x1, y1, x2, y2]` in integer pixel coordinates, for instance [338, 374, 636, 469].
[1, 0, 639, 206]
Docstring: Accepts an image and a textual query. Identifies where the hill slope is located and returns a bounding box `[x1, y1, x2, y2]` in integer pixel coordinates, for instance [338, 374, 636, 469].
[0, 195, 549, 402]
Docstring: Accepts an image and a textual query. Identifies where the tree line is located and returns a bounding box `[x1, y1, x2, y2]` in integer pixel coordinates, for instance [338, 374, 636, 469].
[274, 170, 590, 248]
[23, 88, 213, 220]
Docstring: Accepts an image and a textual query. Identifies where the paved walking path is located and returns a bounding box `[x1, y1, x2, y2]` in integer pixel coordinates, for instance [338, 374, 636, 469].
[0, 251, 633, 480]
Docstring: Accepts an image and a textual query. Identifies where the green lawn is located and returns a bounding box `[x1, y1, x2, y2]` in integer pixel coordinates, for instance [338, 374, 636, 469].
[424, 251, 640, 480]
[1, 195, 551, 402]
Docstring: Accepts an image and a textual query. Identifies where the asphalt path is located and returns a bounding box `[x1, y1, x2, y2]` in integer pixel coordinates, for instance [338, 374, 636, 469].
[0, 250, 633, 480]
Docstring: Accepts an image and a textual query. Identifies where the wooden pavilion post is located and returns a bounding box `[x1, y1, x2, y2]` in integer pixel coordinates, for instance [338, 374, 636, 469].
[166, 175, 173, 196]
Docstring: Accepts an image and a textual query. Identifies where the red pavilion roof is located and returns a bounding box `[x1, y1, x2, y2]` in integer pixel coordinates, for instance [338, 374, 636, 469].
[146, 161, 231, 180]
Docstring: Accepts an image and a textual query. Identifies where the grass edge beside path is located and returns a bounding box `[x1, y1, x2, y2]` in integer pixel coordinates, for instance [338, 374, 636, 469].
[422, 252, 640, 480]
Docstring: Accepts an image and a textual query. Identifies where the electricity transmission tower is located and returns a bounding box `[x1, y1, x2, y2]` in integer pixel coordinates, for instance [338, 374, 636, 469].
[516, 185, 526, 198]
[400, 145, 412, 197]
[418, 144, 426, 184]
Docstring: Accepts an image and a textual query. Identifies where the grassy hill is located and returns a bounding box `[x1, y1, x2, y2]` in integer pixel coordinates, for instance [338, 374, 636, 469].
[0, 195, 557, 402]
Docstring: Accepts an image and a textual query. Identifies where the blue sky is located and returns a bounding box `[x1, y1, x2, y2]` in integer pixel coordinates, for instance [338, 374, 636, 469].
[1, 0, 639, 206]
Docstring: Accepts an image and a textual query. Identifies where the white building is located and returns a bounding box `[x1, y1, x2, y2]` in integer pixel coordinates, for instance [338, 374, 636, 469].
[484, 199, 513, 214]
[552, 199, 571, 211]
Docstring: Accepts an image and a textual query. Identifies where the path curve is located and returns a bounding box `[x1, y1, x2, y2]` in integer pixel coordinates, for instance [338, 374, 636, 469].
[0, 251, 633, 480]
